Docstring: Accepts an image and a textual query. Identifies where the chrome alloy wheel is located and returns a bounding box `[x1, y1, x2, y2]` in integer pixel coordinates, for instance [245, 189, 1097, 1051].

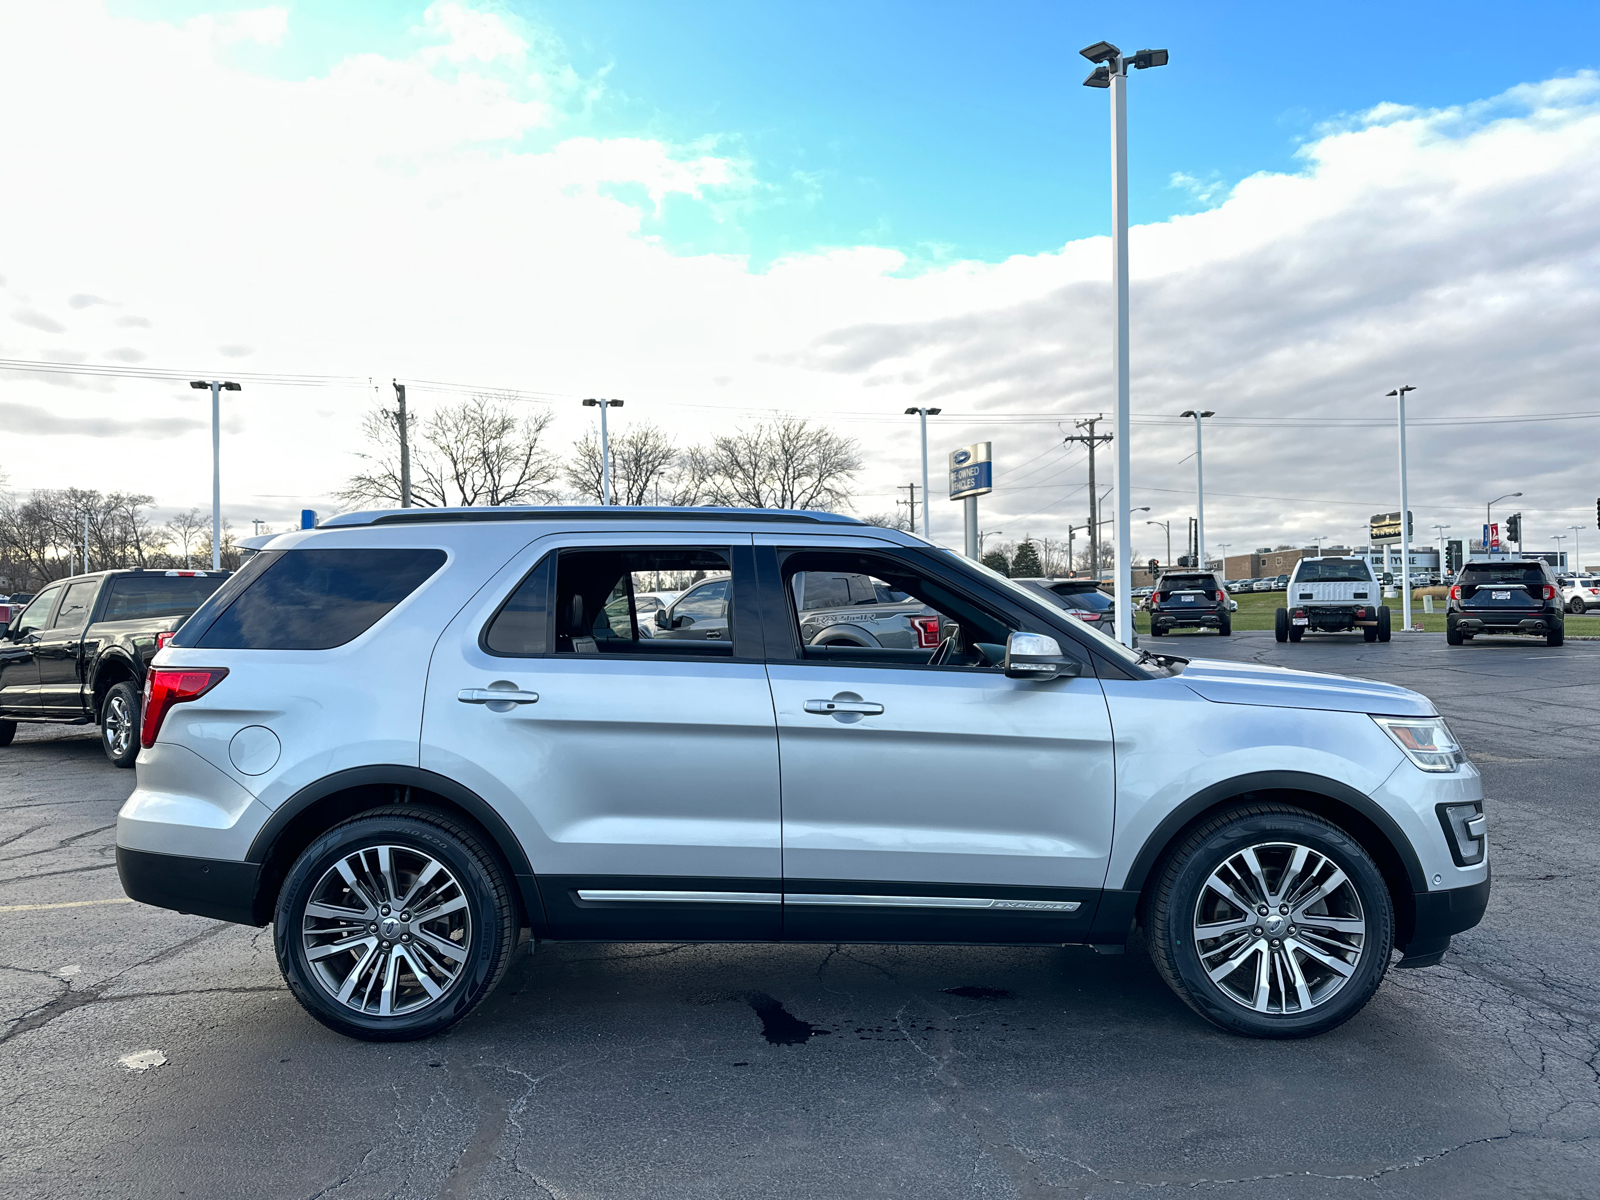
[1192, 841, 1366, 1015]
[301, 845, 471, 1017]
[103, 693, 133, 758]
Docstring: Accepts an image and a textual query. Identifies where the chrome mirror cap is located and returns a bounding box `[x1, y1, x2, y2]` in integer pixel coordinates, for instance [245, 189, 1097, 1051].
[1003, 632, 1082, 680]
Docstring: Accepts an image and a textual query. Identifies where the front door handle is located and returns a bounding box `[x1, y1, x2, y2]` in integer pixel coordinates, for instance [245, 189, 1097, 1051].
[804, 698, 883, 716]
[458, 688, 540, 705]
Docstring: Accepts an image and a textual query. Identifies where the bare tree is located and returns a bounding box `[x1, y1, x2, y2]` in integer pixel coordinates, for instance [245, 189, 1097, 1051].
[163, 509, 208, 569]
[0, 488, 157, 586]
[697, 419, 861, 510]
[861, 510, 912, 531]
[340, 393, 560, 508]
[566, 422, 685, 505]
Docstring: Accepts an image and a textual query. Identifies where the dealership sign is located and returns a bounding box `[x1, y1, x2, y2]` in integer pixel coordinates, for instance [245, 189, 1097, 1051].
[1369, 510, 1413, 543]
[949, 442, 993, 500]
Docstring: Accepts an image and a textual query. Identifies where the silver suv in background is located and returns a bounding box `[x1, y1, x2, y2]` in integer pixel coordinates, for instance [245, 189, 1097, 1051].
[117, 506, 1488, 1044]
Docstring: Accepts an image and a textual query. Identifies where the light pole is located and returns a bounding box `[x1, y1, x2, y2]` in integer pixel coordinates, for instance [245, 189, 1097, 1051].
[1431, 524, 1450, 581]
[189, 379, 241, 570]
[1486, 492, 1521, 552]
[977, 529, 1004, 559]
[1084, 40, 1168, 645]
[1179, 409, 1213, 568]
[1152, 518, 1177, 569]
[1553, 534, 1567, 569]
[1310, 535, 1330, 557]
[1387, 386, 1416, 632]
[1570, 525, 1583, 572]
[582, 398, 624, 504]
[905, 407, 942, 539]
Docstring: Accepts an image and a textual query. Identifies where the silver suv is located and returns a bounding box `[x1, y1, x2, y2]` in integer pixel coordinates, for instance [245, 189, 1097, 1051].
[116, 507, 1488, 1042]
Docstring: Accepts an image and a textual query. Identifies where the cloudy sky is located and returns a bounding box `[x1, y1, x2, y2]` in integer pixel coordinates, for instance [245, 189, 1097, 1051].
[2, 1, 1599, 564]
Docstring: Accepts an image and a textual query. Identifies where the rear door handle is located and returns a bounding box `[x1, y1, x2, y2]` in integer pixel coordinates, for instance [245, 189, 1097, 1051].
[458, 688, 540, 705]
[804, 699, 884, 716]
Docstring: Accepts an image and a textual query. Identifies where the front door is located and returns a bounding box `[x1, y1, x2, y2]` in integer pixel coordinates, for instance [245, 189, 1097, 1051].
[35, 579, 99, 715]
[422, 534, 782, 940]
[0, 584, 63, 716]
[756, 541, 1116, 944]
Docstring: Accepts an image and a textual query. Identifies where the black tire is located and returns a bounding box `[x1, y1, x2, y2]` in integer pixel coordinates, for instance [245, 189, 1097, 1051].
[1274, 608, 1288, 643]
[1446, 624, 1464, 646]
[1376, 605, 1392, 643]
[1548, 626, 1565, 647]
[1149, 623, 1166, 637]
[1363, 625, 1378, 643]
[274, 807, 518, 1042]
[98, 681, 142, 768]
[1217, 615, 1232, 637]
[1145, 804, 1394, 1038]
[1288, 626, 1303, 642]
[1569, 598, 1585, 615]
[0, 719, 14, 748]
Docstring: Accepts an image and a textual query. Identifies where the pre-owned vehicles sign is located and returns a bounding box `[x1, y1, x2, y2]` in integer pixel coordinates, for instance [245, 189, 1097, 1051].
[949, 443, 993, 500]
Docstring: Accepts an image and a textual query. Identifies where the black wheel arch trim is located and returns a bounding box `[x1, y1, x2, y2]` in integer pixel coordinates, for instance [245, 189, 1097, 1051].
[1118, 770, 1428, 899]
[245, 766, 544, 929]
[89, 649, 142, 702]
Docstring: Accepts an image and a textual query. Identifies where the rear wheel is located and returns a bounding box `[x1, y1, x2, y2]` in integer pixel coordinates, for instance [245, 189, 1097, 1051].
[1274, 608, 1289, 643]
[1446, 624, 1464, 646]
[1376, 606, 1392, 643]
[274, 807, 518, 1041]
[0, 719, 14, 748]
[1569, 597, 1586, 615]
[1548, 626, 1565, 647]
[1218, 614, 1232, 637]
[1146, 804, 1394, 1038]
[1288, 626, 1303, 643]
[1149, 623, 1166, 637]
[1363, 625, 1378, 643]
[99, 681, 141, 768]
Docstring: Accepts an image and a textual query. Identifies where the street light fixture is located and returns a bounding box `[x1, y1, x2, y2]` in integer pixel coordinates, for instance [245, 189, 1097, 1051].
[1386, 386, 1416, 632]
[1179, 410, 1214, 567]
[1486, 492, 1521, 549]
[1311, 535, 1330, 557]
[190, 379, 241, 570]
[582, 398, 625, 505]
[977, 529, 1004, 558]
[1084, 38, 1168, 643]
[1146, 518, 1172, 567]
[905, 406, 943, 539]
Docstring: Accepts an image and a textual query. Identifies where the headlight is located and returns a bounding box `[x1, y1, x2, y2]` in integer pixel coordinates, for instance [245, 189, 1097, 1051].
[1372, 715, 1465, 772]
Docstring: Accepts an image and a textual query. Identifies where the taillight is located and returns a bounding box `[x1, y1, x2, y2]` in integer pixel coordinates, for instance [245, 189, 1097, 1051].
[910, 615, 941, 649]
[1543, 585, 1557, 600]
[1293, 609, 1306, 618]
[155, 631, 176, 650]
[140, 668, 228, 749]
[1355, 607, 1366, 618]
[1449, 585, 1461, 601]
[1067, 609, 1099, 621]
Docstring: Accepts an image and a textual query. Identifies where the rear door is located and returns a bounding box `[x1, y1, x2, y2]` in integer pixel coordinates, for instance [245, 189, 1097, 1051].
[34, 579, 100, 716]
[422, 533, 782, 941]
[757, 539, 1114, 945]
[1460, 564, 1546, 613]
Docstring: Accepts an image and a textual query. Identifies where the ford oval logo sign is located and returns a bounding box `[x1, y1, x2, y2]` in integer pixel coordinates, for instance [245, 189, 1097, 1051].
[953, 449, 971, 465]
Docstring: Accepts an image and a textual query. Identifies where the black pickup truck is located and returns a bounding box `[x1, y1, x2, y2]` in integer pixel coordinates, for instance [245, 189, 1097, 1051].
[0, 569, 228, 766]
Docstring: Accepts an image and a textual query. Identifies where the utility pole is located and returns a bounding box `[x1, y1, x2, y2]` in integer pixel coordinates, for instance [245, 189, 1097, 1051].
[898, 483, 920, 534]
[189, 379, 241, 570]
[83, 511, 89, 574]
[1065, 417, 1112, 580]
[905, 407, 942, 538]
[393, 381, 412, 507]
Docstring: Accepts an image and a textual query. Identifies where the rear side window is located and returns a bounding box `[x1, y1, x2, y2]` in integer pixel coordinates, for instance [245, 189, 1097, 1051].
[51, 581, 100, 632]
[187, 549, 445, 650]
[102, 574, 226, 621]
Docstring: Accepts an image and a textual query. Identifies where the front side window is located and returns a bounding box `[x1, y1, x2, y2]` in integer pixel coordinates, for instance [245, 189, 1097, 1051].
[15, 585, 63, 636]
[51, 581, 100, 632]
[189, 548, 446, 650]
[548, 548, 736, 657]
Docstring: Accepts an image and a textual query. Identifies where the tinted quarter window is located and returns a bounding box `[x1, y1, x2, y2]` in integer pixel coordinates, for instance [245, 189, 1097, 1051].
[484, 556, 553, 656]
[192, 549, 445, 650]
[51, 581, 100, 633]
[102, 574, 226, 622]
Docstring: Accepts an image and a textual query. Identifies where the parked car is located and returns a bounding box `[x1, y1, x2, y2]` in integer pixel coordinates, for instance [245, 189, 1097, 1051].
[1146, 570, 1231, 636]
[1556, 575, 1600, 615]
[601, 588, 679, 639]
[1276, 557, 1387, 644]
[118, 505, 1488, 1043]
[0, 568, 230, 763]
[1252, 578, 1275, 592]
[1010, 578, 1115, 630]
[1447, 560, 1564, 646]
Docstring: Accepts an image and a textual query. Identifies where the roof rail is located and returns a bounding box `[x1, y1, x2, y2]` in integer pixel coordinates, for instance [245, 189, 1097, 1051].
[322, 505, 866, 529]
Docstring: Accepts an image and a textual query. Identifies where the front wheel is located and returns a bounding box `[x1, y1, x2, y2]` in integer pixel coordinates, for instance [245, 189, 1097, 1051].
[99, 681, 141, 768]
[274, 807, 518, 1041]
[0, 719, 14, 748]
[1145, 805, 1394, 1038]
[1376, 605, 1392, 643]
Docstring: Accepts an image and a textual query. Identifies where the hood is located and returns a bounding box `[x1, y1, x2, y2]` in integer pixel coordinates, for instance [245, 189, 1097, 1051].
[1179, 657, 1436, 717]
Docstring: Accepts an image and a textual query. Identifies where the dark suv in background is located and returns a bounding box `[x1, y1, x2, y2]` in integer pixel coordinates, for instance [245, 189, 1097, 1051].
[1446, 559, 1564, 646]
[1146, 570, 1231, 637]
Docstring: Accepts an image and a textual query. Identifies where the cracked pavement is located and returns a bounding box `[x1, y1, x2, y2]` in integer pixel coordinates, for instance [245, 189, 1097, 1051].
[1, 632, 1597, 1198]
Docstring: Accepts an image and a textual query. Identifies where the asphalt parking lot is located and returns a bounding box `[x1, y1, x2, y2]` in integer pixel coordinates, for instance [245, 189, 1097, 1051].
[3, 631, 1598, 1200]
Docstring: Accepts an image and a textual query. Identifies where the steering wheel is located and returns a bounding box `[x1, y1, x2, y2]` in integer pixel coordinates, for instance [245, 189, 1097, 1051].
[928, 633, 957, 666]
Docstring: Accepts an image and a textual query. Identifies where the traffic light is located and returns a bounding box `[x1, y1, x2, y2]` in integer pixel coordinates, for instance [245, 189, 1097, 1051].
[1506, 512, 1522, 544]
[1446, 540, 1462, 573]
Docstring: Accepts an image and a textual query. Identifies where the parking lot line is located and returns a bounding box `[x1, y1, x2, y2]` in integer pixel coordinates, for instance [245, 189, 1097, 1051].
[0, 897, 134, 913]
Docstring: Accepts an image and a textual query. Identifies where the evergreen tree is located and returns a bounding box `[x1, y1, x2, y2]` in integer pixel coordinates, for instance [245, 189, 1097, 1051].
[1010, 538, 1043, 578]
[981, 550, 1011, 577]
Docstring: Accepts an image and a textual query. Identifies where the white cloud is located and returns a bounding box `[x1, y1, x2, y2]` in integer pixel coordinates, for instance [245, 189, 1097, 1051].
[0, 3, 1597, 564]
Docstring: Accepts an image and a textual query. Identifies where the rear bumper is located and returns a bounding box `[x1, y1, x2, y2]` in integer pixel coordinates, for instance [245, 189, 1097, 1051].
[1451, 614, 1559, 634]
[1151, 609, 1224, 628]
[117, 846, 264, 926]
[1396, 875, 1490, 967]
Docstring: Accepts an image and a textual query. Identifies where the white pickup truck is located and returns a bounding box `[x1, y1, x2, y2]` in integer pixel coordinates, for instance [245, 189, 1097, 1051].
[1274, 557, 1391, 644]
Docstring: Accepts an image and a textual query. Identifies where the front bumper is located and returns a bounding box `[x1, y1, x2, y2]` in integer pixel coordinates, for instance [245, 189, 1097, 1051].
[117, 846, 265, 926]
[1397, 874, 1490, 966]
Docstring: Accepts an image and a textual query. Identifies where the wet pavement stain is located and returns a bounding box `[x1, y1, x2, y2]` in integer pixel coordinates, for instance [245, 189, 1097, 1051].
[941, 986, 1014, 1001]
[744, 992, 827, 1044]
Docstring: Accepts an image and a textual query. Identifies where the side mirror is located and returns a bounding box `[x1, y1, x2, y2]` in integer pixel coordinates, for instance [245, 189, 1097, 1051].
[674, 614, 694, 630]
[1003, 631, 1082, 681]
[653, 607, 670, 628]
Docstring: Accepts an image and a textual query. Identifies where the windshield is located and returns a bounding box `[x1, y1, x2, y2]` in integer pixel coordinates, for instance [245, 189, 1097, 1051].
[1294, 559, 1373, 584]
[947, 550, 1150, 671]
